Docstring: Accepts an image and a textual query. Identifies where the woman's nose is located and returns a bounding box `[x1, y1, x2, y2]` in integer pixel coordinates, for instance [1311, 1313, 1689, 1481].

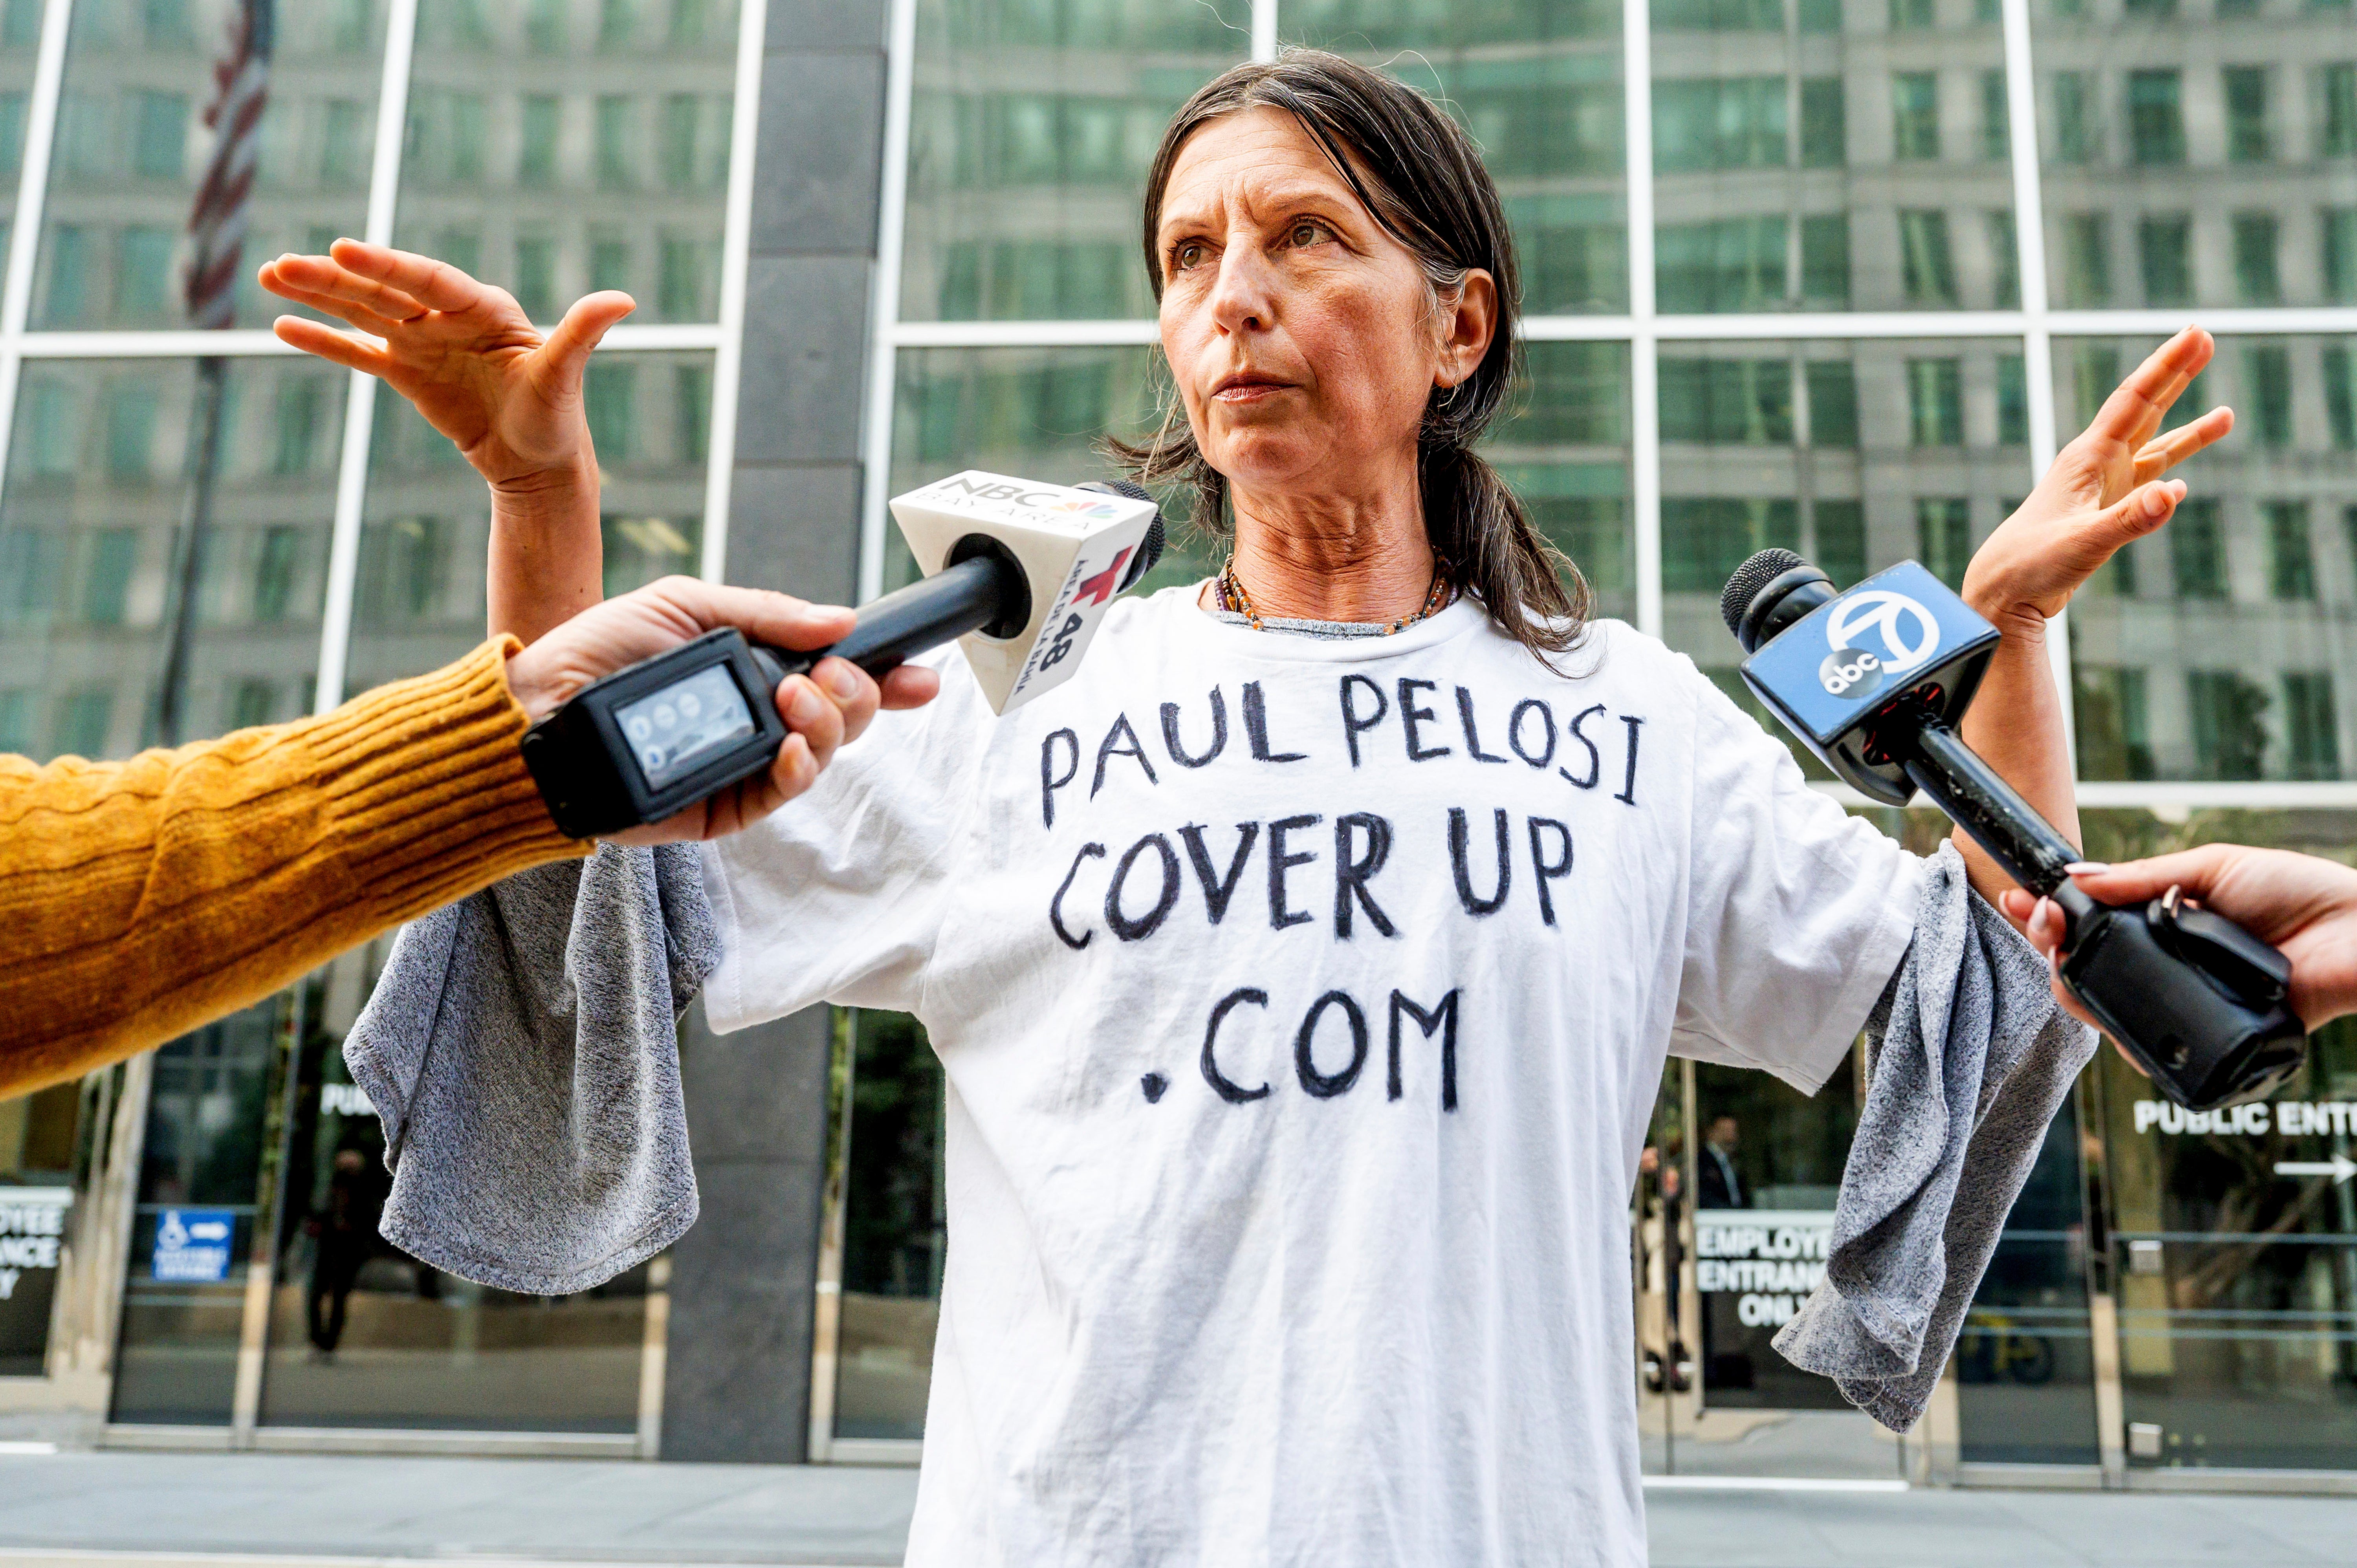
[1207, 244, 1277, 337]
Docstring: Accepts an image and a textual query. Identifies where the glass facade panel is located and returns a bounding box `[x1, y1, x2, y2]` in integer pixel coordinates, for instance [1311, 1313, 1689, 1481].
[1659, 338, 2033, 768]
[832, 1009, 945, 1443]
[110, 993, 288, 1425]
[2080, 807, 2357, 1471]
[2035, 2, 2357, 310]
[1652, 0, 2013, 313]
[2064, 335, 2357, 784]
[38, 0, 387, 330]
[255, 947, 649, 1432]
[393, 0, 736, 323]
[0, 357, 342, 761]
[1294, 0, 1629, 313]
[340, 353, 711, 696]
[1491, 341, 1636, 623]
[896, 0, 1250, 323]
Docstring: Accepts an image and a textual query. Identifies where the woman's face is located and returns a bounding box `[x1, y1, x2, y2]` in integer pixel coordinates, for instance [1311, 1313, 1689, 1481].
[1155, 106, 1494, 504]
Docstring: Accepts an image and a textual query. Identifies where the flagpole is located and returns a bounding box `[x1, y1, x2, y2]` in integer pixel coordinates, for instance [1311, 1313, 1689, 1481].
[156, 0, 271, 748]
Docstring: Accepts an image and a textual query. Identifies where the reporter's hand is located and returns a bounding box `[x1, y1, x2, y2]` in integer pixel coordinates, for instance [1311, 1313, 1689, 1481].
[258, 241, 621, 643]
[2000, 846, 2357, 1037]
[503, 577, 941, 846]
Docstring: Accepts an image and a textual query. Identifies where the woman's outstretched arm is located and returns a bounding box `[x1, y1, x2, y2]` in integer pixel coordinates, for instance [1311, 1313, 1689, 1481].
[1955, 326, 2233, 912]
[257, 240, 627, 646]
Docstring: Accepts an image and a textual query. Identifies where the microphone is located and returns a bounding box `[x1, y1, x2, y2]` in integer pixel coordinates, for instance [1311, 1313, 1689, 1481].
[1723, 549, 2306, 1111]
[521, 473, 1164, 839]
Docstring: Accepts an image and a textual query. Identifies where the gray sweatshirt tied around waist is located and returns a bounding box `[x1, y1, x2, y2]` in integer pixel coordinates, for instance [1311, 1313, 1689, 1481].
[343, 837, 2090, 1432]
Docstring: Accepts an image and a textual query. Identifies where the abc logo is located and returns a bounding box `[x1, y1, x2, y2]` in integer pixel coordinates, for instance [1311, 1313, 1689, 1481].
[1824, 589, 1939, 674]
[1819, 648, 1883, 698]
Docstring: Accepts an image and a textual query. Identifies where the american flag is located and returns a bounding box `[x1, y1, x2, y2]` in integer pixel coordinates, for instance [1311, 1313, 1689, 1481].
[183, 0, 275, 330]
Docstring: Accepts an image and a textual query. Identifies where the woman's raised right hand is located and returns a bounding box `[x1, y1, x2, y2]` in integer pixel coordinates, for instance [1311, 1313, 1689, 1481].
[258, 240, 633, 493]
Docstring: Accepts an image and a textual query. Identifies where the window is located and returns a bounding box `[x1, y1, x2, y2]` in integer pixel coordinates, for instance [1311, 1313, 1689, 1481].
[676, 364, 713, 467]
[51, 689, 113, 760]
[2072, 343, 2122, 427]
[322, 99, 367, 189]
[1816, 500, 1866, 584]
[228, 680, 277, 731]
[515, 235, 555, 320]
[2247, 344, 2293, 445]
[130, 91, 187, 180]
[662, 94, 704, 190]
[1800, 77, 1845, 168]
[1893, 73, 1940, 161]
[591, 234, 630, 295]
[2233, 214, 2281, 305]
[1980, 70, 2009, 163]
[1661, 499, 1800, 592]
[1899, 211, 1957, 305]
[600, 0, 636, 49]
[1659, 359, 1794, 445]
[1806, 361, 1858, 447]
[519, 96, 559, 187]
[81, 529, 137, 625]
[2127, 70, 2185, 166]
[105, 387, 155, 480]
[114, 227, 174, 321]
[1909, 359, 1965, 445]
[596, 95, 636, 190]
[526, 0, 566, 52]
[2327, 209, 2357, 302]
[1891, 0, 1937, 26]
[2139, 215, 2193, 307]
[2285, 673, 2340, 780]
[2318, 64, 2357, 157]
[1800, 216, 1849, 306]
[2171, 498, 2229, 598]
[660, 235, 709, 319]
[2075, 667, 2155, 780]
[1918, 498, 1973, 588]
[2267, 502, 2316, 599]
[2328, 345, 2357, 447]
[1654, 78, 1785, 172]
[1998, 354, 2028, 445]
[1988, 210, 2018, 308]
[585, 361, 635, 464]
[253, 527, 302, 623]
[2224, 66, 2270, 163]
[2060, 212, 2109, 306]
[2188, 670, 2270, 781]
[2053, 72, 2096, 164]
[1657, 218, 1786, 313]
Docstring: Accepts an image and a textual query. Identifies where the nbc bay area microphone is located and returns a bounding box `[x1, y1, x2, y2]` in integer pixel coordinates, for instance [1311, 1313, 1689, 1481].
[1722, 548, 2306, 1111]
[520, 473, 1166, 840]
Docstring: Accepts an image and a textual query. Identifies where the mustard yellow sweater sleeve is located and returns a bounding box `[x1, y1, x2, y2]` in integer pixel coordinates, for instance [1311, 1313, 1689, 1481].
[0, 637, 588, 1094]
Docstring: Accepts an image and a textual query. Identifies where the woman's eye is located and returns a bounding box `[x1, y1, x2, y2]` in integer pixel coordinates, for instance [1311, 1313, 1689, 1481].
[1289, 221, 1330, 249]
[1171, 241, 1207, 272]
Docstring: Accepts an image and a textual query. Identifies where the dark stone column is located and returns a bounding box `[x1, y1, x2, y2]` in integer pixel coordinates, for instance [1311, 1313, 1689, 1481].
[659, 0, 887, 1463]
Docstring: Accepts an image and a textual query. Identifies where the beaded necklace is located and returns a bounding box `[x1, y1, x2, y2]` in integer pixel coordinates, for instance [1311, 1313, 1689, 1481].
[1215, 553, 1454, 634]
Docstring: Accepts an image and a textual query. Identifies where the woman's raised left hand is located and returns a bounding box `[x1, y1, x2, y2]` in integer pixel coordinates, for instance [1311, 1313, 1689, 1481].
[1962, 326, 2232, 634]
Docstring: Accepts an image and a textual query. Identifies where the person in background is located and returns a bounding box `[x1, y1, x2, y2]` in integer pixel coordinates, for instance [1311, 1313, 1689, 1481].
[2, 561, 935, 1091]
[2008, 847, 2357, 1037]
[1698, 1114, 1747, 1209]
[306, 1147, 383, 1361]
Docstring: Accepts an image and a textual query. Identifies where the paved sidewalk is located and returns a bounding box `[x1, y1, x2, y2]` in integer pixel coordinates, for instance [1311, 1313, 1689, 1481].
[0, 1449, 2351, 1565]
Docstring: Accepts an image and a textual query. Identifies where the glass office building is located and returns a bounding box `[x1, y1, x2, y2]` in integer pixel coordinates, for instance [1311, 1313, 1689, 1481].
[7, 0, 2357, 1486]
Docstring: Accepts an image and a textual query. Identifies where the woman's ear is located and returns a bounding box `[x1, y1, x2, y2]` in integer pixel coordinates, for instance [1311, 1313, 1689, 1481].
[1435, 269, 1498, 389]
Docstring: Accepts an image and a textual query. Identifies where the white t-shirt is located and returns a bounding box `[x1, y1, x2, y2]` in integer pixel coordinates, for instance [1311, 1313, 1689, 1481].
[701, 587, 1924, 1568]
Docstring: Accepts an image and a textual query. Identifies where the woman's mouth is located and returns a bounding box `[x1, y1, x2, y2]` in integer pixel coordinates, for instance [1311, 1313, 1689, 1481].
[1211, 372, 1293, 404]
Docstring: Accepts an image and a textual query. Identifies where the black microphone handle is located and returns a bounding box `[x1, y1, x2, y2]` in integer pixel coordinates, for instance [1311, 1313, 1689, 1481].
[1895, 709, 2082, 903]
[750, 553, 1010, 689]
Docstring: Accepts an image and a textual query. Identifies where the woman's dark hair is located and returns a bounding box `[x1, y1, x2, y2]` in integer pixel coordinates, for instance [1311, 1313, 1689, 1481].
[1110, 49, 1588, 661]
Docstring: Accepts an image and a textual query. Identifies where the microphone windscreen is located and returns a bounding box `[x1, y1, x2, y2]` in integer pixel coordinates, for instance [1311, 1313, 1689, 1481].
[1719, 547, 1809, 640]
[1083, 479, 1165, 588]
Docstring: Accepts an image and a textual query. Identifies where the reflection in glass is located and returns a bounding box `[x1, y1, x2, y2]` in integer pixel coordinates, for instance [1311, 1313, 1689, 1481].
[833, 1009, 943, 1442]
[1295, 0, 1629, 313]
[899, 0, 1247, 323]
[110, 994, 286, 1424]
[887, 345, 1213, 594]
[2035, 3, 2357, 310]
[0, 358, 342, 762]
[37, 0, 384, 330]
[340, 353, 709, 696]
[256, 947, 649, 1432]
[1656, 339, 2033, 767]
[1652, 0, 2013, 313]
[2064, 335, 2357, 784]
[2082, 804, 2357, 1470]
[1490, 341, 1635, 622]
[394, 0, 735, 323]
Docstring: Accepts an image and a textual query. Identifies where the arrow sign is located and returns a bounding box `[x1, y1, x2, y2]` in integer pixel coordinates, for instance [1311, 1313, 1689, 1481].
[2274, 1154, 2357, 1183]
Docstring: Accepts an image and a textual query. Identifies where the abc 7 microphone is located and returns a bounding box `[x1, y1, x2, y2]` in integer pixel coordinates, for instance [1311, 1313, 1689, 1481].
[1722, 549, 2307, 1111]
[521, 473, 1165, 839]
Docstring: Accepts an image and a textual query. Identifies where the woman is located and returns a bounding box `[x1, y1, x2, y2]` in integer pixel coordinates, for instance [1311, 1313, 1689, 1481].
[277, 53, 2228, 1567]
